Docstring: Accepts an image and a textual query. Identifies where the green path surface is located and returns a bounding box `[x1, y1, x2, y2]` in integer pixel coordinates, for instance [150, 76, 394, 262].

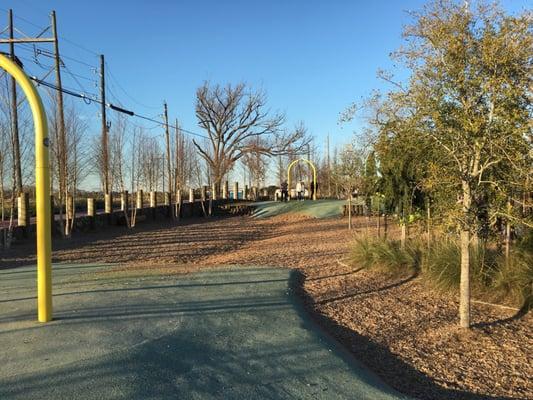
[0, 264, 408, 400]
[251, 200, 355, 219]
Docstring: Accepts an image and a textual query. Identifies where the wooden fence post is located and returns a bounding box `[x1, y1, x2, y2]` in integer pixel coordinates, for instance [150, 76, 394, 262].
[104, 193, 112, 214]
[176, 189, 182, 219]
[164, 192, 171, 218]
[211, 182, 217, 201]
[223, 181, 228, 200]
[233, 182, 238, 201]
[136, 190, 143, 209]
[150, 191, 157, 220]
[66, 194, 74, 221]
[87, 198, 95, 217]
[87, 197, 95, 229]
[17, 192, 28, 227]
[121, 191, 129, 212]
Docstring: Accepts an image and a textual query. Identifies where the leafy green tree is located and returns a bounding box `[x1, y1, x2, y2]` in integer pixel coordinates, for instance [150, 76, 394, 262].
[363, 151, 378, 211]
[391, 0, 532, 327]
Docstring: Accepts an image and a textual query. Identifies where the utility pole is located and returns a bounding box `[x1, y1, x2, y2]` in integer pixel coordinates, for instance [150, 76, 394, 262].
[8, 9, 22, 194]
[163, 102, 171, 195]
[99, 54, 109, 196]
[51, 10, 69, 235]
[307, 143, 311, 184]
[327, 133, 331, 197]
[174, 118, 182, 217]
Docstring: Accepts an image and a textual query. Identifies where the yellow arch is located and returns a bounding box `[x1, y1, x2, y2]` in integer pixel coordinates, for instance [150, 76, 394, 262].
[287, 158, 317, 200]
[0, 54, 52, 322]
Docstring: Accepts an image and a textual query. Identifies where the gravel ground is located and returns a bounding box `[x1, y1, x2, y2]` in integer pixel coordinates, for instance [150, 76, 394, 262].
[2, 214, 531, 399]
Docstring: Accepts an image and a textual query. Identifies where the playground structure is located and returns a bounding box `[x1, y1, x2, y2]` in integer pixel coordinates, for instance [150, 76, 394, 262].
[0, 53, 52, 322]
[287, 158, 317, 200]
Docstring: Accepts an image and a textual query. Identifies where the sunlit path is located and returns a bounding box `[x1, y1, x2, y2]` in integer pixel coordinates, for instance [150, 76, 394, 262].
[0, 264, 407, 400]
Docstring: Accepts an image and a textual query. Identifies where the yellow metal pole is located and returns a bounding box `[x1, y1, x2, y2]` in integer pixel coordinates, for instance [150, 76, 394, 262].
[287, 158, 317, 201]
[0, 54, 52, 322]
[311, 163, 317, 200]
[287, 159, 299, 200]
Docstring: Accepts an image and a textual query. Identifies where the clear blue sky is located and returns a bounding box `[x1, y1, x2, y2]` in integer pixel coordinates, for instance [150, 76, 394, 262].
[1, 0, 530, 154]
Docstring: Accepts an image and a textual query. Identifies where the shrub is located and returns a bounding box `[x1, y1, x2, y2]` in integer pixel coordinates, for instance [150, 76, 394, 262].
[492, 249, 532, 311]
[350, 234, 532, 309]
[350, 235, 419, 274]
[421, 239, 500, 293]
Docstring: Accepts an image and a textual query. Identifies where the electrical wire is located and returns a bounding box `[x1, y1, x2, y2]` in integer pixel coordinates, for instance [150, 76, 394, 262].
[105, 63, 159, 110]
[28, 76, 208, 139]
[0, 9, 208, 140]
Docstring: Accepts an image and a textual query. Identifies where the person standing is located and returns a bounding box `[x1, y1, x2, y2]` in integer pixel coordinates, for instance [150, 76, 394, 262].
[296, 181, 305, 201]
[281, 180, 288, 202]
[310, 180, 317, 200]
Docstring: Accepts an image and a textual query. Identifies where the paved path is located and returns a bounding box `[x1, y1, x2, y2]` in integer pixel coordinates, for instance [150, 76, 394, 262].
[0, 264, 408, 399]
[251, 200, 348, 219]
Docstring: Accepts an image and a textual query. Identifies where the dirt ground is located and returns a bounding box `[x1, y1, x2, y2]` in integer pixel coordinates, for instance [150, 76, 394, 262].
[2, 214, 531, 400]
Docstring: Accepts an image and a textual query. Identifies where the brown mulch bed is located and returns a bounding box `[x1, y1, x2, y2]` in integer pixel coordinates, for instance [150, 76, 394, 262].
[2, 214, 531, 399]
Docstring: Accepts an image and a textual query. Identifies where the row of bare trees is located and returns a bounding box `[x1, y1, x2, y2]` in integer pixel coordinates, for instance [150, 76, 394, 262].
[1, 70, 318, 237]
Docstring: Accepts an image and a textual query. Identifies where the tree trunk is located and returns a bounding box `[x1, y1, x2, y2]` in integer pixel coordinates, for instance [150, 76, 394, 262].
[505, 198, 511, 266]
[348, 195, 352, 230]
[427, 200, 431, 251]
[0, 170, 4, 222]
[460, 180, 472, 328]
[460, 228, 471, 328]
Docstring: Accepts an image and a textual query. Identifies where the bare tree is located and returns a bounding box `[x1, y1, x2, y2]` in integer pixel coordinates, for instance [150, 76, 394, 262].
[109, 114, 128, 193]
[194, 82, 310, 195]
[140, 136, 163, 192]
[173, 121, 198, 192]
[64, 105, 90, 232]
[331, 144, 364, 229]
[241, 136, 268, 189]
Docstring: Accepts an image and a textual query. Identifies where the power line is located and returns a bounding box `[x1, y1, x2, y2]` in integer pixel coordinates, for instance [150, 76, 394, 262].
[1, 9, 208, 140]
[105, 62, 159, 110]
[0, 5, 99, 58]
[29, 76, 208, 139]
[14, 41, 97, 69]
[14, 52, 96, 86]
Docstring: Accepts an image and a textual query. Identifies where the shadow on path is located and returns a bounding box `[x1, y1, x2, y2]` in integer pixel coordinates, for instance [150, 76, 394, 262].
[0, 265, 406, 400]
[290, 270, 516, 400]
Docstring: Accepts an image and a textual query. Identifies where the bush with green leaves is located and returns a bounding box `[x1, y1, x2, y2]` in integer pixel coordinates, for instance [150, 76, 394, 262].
[349, 234, 532, 310]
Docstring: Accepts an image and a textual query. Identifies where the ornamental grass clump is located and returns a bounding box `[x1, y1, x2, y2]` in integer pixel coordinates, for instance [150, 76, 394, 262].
[350, 235, 419, 275]
[492, 248, 532, 311]
[350, 233, 532, 310]
[421, 239, 499, 293]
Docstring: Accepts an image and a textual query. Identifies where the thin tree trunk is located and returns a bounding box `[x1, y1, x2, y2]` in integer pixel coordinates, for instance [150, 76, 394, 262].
[0, 167, 4, 222]
[6, 178, 16, 249]
[504, 199, 511, 266]
[460, 180, 472, 328]
[427, 200, 431, 251]
[348, 195, 352, 230]
[460, 228, 471, 328]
